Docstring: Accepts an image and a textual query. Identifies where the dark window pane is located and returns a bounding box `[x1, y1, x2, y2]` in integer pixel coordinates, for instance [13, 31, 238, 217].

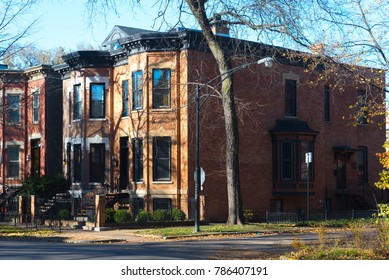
[122, 80, 129, 116]
[152, 69, 171, 109]
[281, 141, 293, 180]
[132, 138, 143, 181]
[33, 92, 39, 123]
[90, 144, 105, 183]
[285, 79, 296, 116]
[132, 71, 143, 110]
[7, 146, 20, 178]
[153, 137, 171, 181]
[8, 95, 20, 123]
[73, 85, 81, 120]
[73, 144, 82, 182]
[90, 84, 105, 118]
[153, 198, 172, 211]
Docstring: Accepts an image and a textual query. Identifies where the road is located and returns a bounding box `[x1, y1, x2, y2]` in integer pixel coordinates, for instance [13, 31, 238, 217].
[0, 232, 343, 260]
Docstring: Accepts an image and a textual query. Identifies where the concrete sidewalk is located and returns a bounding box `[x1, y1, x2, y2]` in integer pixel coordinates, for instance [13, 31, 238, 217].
[53, 228, 158, 244]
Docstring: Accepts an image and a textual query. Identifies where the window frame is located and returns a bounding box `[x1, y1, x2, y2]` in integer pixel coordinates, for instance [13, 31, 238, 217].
[152, 69, 171, 109]
[122, 80, 129, 117]
[7, 94, 21, 124]
[275, 139, 314, 183]
[32, 90, 40, 124]
[153, 137, 172, 181]
[90, 83, 105, 119]
[73, 84, 82, 121]
[132, 138, 143, 182]
[284, 79, 297, 117]
[73, 144, 82, 183]
[132, 70, 143, 110]
[7, 145, 20, 178]
[89, 143, 105, 183]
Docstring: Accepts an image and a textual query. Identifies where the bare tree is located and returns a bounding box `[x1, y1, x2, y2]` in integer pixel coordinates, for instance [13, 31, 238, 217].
[0, 0, 39, 65]
[83, 0, 388, 224]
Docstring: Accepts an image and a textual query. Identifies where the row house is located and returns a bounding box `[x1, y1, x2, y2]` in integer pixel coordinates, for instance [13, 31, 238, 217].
[54, 25, 387, 221]
[0, 65, 63, 194]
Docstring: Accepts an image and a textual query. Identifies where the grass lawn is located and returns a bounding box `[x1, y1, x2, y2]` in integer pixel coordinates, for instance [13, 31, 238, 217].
[131, 222, 310, 237]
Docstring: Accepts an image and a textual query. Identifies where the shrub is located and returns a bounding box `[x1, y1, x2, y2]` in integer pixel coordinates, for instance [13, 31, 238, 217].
[114, 209, 132, 223]
[243, 209, 254, 223]
[20, 175, 67, 198]
[58, 209, 72, 221]
[151, 209, 171, 222]
[171, 208, 186, 221]
[105, 208, 116, 223]
[136, 211, 151, 223]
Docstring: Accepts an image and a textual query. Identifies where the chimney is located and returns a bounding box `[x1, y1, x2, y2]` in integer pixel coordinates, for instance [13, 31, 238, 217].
[211, 15, 230, 37]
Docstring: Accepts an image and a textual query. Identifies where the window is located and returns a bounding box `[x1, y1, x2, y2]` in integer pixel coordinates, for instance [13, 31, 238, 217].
[153, 198, 172, 211]
[281, 141, 293, 180]
[7, 146, 20, 178]
[73, 84, 81, 120]
[73, 144, 82, 183]
[274, 140, 314, 182]
[119, 137, 129, 189]
[357, 146, 368, 183]
[357, 90, 368, 124]
[33, 91, 39, 123]
[153, 137, 171, 181]
[132, 71, 143, 110]
[122, 80, 129, 117]
[132, 138, 143, 182]
[90, 144, 105, 183]
[152, 69, 171, 109]
[8, 95, 20, 124]
[285, 79, 297, 117]
[324, 85, 330, 121]
[90, 83, 105, 118]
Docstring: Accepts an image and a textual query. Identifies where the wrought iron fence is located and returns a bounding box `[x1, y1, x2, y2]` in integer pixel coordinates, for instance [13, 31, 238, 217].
[266, 209, 379, 223]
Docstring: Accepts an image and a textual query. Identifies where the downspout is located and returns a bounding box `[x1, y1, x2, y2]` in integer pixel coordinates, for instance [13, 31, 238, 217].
[24, 76, 28, 179]
[146, 56, 150, 211]
[109, 67, 114, 192]
[82, 71, 87, 193]
[175, 51, 181, 210]
[1, 86, 6, 193]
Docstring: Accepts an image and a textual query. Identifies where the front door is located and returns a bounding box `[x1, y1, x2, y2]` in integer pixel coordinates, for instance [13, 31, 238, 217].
[31, 139, 41, 177]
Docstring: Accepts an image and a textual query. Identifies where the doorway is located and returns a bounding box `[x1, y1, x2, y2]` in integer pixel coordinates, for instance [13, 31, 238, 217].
[30, 139, 41, 177]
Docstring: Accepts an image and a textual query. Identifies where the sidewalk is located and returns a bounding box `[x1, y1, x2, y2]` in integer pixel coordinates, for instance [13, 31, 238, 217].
[52, 227, 158, 244]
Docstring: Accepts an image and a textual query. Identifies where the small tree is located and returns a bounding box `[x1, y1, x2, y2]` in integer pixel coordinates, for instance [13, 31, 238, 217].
[375, 143, 389, 190]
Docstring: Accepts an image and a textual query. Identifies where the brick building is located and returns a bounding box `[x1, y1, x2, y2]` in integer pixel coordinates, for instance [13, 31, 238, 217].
[53, 26, 386, 222]
[0, 65, 63, 193]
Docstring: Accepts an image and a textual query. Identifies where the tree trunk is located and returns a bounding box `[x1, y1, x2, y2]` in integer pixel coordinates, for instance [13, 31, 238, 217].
[186, 0, 243, 225]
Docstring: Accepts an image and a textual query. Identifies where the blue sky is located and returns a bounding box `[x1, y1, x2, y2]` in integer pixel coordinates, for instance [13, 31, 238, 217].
[27, 0, 159, 50]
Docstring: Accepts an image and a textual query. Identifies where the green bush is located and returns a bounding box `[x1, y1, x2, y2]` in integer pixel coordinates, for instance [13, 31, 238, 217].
[243, 209, 254, 223]
[59, 209, 72, 221]
[136, 211, 151, 223]
[20, 175, 67, 198]
[171, 208, 186, 221]
[114, 209, 132, 223]
[105, 208, 116, 223]
[151, 209, 171, 222]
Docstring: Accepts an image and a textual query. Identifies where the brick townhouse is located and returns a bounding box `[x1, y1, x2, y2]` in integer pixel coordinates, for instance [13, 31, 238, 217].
[52, 25, 386, 222]
[0, 65, 63, 194]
